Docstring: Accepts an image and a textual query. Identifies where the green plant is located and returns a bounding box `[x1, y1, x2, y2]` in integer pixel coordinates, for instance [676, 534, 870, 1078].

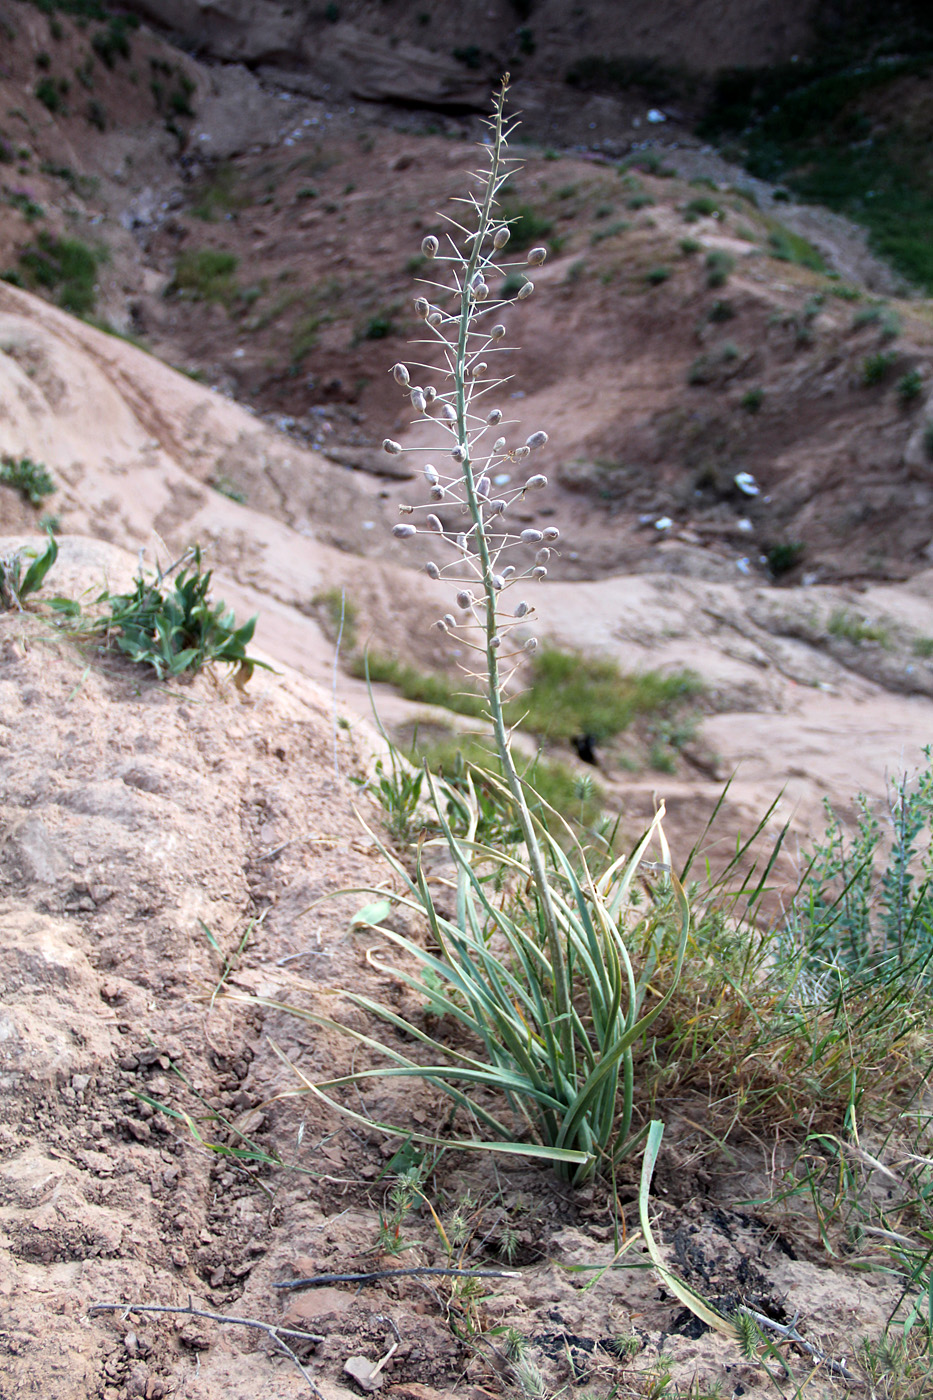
[784, 757, 933, 982]
[17, 231, 103, 314]
[34, 76, 65, 113]
[766, 539, 804, 576]
[0, 534, 57, 611]
[645, 265, 670, 285]
[98, 547, 270, 682]
[861, 350, 898, 386]
[827, 607, 890, 647]
[707, 298, 734, 323]
[498, 201, 553, 250]
[0, 454, 55, 505]
[766, 226, 826, 271]
[705, 249, 734, 288]
[249, 80, 691, 1185]
[170, 248, 239, 304]
[898, 369, 924, 404]
[684, 195, 721, 220]
[740, 387, 764, 412]
[679, 236, 700, 255]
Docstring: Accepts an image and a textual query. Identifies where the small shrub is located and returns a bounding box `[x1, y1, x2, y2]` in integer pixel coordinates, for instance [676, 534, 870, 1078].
[766, 540, 805, 576]
[18, 231, 103, 315]
[684, 194, 721, 220]
[100, 547, 269, 682]
[35, 77, 62, 113]
[171, 248, 239, 304]
[861, 351, 897, 387]
[897, 369, 924, 405]
[705, 249, 734, 288]
[86, 99, 106, 131]
[1, 455, 55, 505]
[708, 298, 734, 323]
[589, 219, 629, 244]
[499, 201, 553, 250]
[499, 271, 529, 298]
[679, 236, 701, 255]
[360, 310, 395, 341]
[91, 18, 132, 69]
[912, 637, 933, 659]
[311, 587, 358, 651]
[827, 608, 890, 647]
[645, 265, 671, 285]
[767, 227, 826, 271]
[626, 192, 654, 211]
[740, 386, 764, 412]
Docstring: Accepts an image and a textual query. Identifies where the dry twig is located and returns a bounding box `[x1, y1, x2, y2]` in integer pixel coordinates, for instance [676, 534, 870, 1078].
[89, 1297, 326, 1397]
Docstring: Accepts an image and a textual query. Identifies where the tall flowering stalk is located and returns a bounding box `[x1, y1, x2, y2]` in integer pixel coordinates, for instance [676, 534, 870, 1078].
[243, 79, 690, 1185]
[384, 75, 573, 1063]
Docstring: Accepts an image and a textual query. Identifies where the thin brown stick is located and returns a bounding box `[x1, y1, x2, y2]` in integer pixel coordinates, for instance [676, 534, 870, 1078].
[273, 1265, 521, 1292]
[89, 1298, 326, 1397]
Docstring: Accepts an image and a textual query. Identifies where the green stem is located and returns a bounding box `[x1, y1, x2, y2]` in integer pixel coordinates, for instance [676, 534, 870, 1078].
[451, 76, 574, 1075]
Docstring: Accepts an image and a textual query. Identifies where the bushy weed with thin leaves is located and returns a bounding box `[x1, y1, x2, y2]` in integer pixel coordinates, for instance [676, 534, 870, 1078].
[98, 547, 269, 682]
[0, 454, 55, 505]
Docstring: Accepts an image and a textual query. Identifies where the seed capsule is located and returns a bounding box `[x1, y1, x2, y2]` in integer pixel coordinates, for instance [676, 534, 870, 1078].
[424, 464, 439, 485]
[392, 363, 410, 386]
[487, 498, 506, 515]
[475, 475, 490, 498]
[487, 409, 503, 425]
[524, 637, 538, 652]
[525, 474, 547, 490]
[492, 574, 505, 591]
[493, 436, 506, 454]
[543, 526, 560, 541]
[501, 565, 516, 580]
[469, 361, 488, 377]
[521, 529, 544, 543]
[424, 385, 437, 404]
[473, 280, 489, 301]
[489, 635, 501, 650]
[525, 431, 548, 450]
[427, 311, 443, 327]
[393, 523, 417, 538]
[430, 484, 445, 500]
[517, 281, 534, 300]
[425, 561, 440, 578]
[435, 618, 449, 632]
[383, 439, 402, 455]
[490, 324, 506, 341]
[441, 403, 457, 421]
[414, 297, 429, 318]
[514, 601, 529, 618]
[536, 548, 550, 564]
[493, 226, 510, 248]
[532, 566, 547, 579]
[451, 445, 466, 462]
[456, 590, 473, 609]
[426, 514, 444, 533]
[527, 247, 547, 266]
[513, 446, 531, 461]
[422, 235, 439, 257]
[411, 388, 427, 413]
[444, 614, 457, 630]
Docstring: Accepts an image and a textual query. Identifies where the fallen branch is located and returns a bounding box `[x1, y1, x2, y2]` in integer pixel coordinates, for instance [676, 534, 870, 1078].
[89, 1297, 326, 1398]
[273, 1265, 521, 1292]
[740, 1307, 863, 1386]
